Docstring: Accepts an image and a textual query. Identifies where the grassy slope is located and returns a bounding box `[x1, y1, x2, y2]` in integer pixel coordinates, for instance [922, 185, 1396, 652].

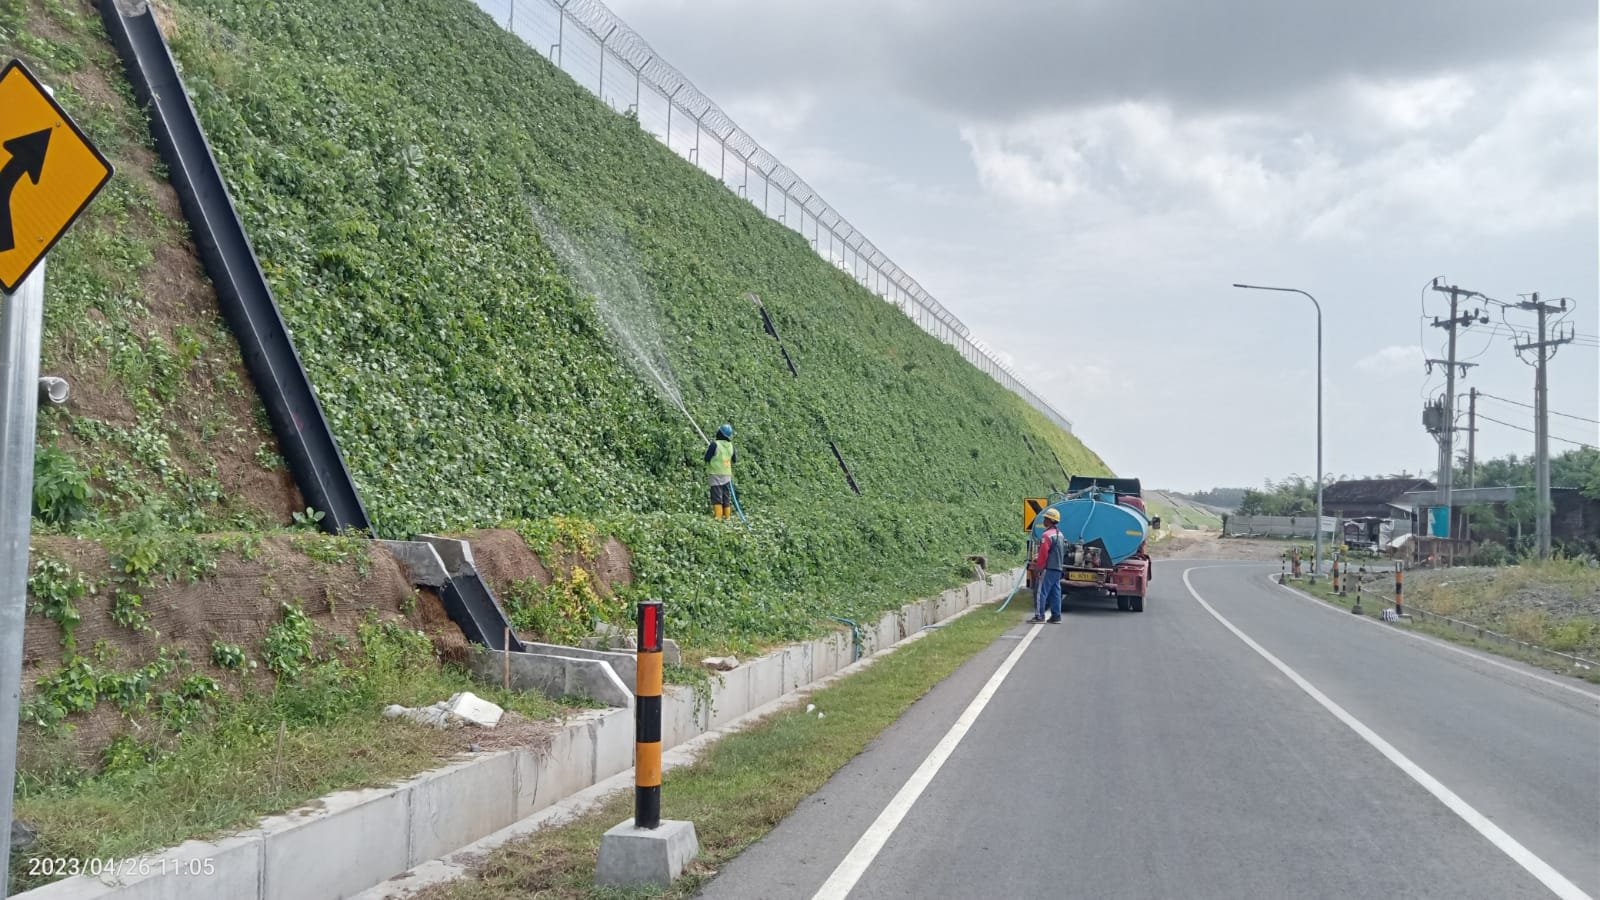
[154, 0, 1106, 643]
[1, 0, 298, 531]
[1293, 558, 1600, 680]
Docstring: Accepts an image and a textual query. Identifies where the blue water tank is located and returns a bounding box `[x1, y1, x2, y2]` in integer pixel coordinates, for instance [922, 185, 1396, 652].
[1030, 494, 1151, 565]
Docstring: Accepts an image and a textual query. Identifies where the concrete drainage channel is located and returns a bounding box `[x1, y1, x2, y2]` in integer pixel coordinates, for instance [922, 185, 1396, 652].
[17, 568, 1021, 900]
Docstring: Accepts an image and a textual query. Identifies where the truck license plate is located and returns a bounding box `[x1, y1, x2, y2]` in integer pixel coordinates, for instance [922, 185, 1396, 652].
[1067, 571, 1099, 582]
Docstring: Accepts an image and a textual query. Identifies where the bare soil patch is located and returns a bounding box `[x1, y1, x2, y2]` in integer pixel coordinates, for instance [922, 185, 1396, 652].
[1149, 529, 1290, 561]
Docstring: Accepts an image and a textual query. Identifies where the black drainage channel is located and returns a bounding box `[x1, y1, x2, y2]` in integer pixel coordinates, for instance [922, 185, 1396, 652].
[100, 0, 370, 535]
[100, 2, 524, 651]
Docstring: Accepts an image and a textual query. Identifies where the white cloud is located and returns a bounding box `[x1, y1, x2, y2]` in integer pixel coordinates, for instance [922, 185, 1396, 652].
[1348, 75, 1475, 132]
[721, 90, 819, 137]
[1355, 345, 1423, 374]
[957, 60, 1596, 243]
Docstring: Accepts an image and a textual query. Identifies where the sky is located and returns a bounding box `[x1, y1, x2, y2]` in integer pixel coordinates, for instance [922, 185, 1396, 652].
[494, 0, 1599, 493]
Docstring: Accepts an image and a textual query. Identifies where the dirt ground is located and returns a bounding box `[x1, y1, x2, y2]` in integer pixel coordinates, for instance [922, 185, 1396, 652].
[1149, 529, 1292, 561]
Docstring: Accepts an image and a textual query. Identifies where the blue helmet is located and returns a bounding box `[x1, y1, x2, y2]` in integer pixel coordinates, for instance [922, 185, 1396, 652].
[717, 423, 734, 439]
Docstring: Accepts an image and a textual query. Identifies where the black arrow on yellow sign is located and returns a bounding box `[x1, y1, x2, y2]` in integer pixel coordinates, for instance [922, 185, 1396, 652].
[1023, 497, 1047, 532]
[0, 128, 51, 252]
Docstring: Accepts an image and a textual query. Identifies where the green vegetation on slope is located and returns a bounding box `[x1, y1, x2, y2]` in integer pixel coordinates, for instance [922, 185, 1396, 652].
[2, 0, 298, 532]
[13, 613, 564, 893]
[153, 0, 1104, 639]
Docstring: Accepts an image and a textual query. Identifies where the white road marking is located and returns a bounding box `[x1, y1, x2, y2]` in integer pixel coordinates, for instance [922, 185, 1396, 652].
[810, 623, 1044, 900]
[1261, 572, 1600, 705]
[1184, 566, 1593, 900]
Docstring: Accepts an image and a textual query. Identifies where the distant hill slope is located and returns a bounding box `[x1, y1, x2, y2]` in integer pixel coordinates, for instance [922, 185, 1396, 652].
[1146, 491, 1224, 530]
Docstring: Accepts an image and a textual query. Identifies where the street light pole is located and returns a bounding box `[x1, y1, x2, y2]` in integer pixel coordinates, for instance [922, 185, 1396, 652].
[1234, 283, 1324, 582]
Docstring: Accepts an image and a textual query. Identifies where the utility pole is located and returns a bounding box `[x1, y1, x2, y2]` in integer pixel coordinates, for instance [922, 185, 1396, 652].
[1466, 387, 1477, 488]
[1425, 279, 1483, 540]
[1514, 293, 1574, 559]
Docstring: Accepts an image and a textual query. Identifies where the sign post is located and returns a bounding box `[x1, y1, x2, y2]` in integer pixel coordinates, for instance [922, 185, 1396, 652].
[0, 261, 45, 890]
[0, 57, 113, 885]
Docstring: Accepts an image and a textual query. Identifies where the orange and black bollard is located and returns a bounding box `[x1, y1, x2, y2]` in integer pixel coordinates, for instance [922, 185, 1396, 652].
[635, 600, 664, 829]
[1394, 563, 1404, 616]
[1332, 557, 1341, 595]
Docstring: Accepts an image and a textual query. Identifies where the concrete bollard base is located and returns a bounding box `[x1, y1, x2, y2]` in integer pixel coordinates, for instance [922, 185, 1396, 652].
[595, 819, 699, 888]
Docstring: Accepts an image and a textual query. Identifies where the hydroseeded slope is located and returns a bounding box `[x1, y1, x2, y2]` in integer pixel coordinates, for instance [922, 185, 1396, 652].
[161, 0, 1109, 642]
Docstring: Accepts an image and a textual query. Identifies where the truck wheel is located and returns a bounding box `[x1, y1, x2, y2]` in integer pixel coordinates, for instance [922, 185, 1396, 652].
[1116, 595, 1130, 612]
[1129, 595, 1145, 613]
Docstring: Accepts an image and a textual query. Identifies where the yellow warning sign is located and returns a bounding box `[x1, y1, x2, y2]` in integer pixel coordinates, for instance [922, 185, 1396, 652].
[1022, 497, 1047, 532]
[0, 59, 113, 293]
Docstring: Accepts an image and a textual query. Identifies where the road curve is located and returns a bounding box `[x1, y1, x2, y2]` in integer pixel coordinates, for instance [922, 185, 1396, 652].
[696, 561, 1600, 900]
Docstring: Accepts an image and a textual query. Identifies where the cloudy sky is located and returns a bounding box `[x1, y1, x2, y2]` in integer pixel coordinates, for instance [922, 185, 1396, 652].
[497, 0, 1598, 492]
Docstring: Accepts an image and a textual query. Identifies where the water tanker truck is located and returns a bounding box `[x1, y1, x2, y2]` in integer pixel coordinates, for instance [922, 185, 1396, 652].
[1026, 477, 1159, 612]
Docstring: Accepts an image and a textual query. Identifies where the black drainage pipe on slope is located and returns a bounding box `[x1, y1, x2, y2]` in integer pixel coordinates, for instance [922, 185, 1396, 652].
[749, 293, 799, 377]
[100, 0, 370, 535]
[384, 539, 525, 653]
[828, 440, 861, 495]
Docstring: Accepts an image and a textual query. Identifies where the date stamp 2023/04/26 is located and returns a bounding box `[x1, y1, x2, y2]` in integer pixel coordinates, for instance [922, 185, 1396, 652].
[24, 856, 217, 880]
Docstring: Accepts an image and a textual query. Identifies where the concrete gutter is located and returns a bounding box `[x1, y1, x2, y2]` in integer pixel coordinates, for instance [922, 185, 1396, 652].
[16, 568, 1019, 900]
[466, 647, 635, 709]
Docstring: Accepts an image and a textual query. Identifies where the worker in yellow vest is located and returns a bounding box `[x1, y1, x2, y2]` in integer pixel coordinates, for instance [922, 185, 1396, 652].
[704, 423, 738, 518]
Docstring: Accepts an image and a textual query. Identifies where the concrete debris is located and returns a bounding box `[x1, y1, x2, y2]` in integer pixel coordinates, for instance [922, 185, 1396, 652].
[384, 691, 504, 729]
[384, 704, 455, 728]
[446, 691, 505, 728]
[701, 656, 738, 672]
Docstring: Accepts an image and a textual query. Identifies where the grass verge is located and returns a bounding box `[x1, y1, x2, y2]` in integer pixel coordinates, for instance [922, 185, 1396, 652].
[414, 602, 1021, 900]
[1282, 573, 1600, 685]
[11, 633, 568, 894]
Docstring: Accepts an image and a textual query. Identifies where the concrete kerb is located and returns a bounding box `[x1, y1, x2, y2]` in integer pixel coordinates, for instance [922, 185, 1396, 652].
[262, 786, 411, 900]
[15, 568, 1019, 900]
[356, 573, 1012, 899]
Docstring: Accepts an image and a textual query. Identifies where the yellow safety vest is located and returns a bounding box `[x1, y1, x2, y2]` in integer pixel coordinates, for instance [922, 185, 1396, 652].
[707, 440, 734, 477]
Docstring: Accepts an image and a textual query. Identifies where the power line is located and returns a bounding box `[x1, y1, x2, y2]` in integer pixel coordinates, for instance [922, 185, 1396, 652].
[1475, 391, 1600, 425]
[1478, 409, 1593, 445]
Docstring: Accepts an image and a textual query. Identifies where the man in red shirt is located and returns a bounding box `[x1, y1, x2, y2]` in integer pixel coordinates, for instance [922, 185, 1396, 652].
[1030, 507, 1064, 624]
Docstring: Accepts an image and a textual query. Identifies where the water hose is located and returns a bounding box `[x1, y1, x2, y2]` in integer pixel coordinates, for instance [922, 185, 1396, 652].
[1077, 494, 1100, 543]
[829, 616, 863, 662]
[995, 568, 1030, 613]
[727, 480, 751, 528]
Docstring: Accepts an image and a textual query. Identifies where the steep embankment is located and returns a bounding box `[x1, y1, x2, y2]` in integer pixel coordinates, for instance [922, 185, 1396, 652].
[15, 0, 1104, 648]
[3, 0, 299, 531]
[152, 0, 1105, 639]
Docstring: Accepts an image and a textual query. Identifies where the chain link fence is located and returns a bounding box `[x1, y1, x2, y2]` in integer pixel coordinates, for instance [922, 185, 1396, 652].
[474, 0, 1074, 434]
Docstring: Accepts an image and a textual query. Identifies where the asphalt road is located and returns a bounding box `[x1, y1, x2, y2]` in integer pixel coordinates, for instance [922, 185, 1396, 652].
[697, 561, 1600, 900]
